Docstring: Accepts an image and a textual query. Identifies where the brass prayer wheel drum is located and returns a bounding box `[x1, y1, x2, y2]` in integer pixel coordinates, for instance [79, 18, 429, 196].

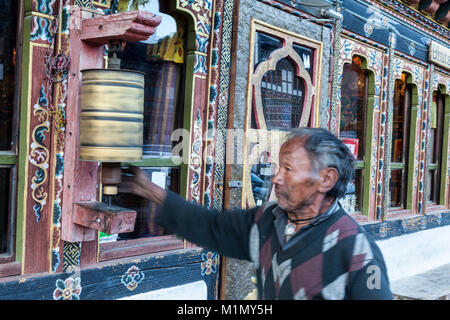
[80, 69, 144, 162]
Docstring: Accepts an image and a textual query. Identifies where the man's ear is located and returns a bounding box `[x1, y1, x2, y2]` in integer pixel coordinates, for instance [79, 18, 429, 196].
[318, 167, 339, 193]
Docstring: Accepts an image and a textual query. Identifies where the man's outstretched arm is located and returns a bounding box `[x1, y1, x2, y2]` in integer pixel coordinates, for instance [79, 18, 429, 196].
[119, 167, 257, 260]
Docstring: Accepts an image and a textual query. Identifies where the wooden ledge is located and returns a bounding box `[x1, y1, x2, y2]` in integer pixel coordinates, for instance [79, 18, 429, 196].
[73, 201, 137, 239]
[81, 10, 162, 44]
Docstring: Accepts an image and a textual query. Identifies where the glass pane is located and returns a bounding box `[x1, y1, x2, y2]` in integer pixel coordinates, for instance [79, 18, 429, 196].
[429, 126, 436, 164]
[391, 75, 407, 163]
[432, 90, 445, 164]
[138, 1, 177, 45]
[251, 152, 275, 206]
[341, 168, 363, 213]
[389, 169, 403, 208]
[102, 167, 180, 242]
[254, 32, 282, 70]
[354, 168, 363, 212]
[339, 57, 367, 160]
[118, 6, 184, 157]
[121, 51, 183, 157]
[426, 169, 436, 203]
[259, 58, 305, 130]
[0, 167, 12, 254]
[292, 43, 314, 79]
[0, 1, 18, 151]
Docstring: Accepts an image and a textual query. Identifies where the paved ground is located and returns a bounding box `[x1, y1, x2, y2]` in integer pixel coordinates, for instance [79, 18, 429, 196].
[391, 263, 450, 300]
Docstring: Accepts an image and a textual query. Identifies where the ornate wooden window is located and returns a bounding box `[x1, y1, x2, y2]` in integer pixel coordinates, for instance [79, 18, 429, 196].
[250, 27, 318, 131]
[339, 56, 369, 213]
[243, 20, 322, 207]
[427, 86, 447, 205]
[0, 0, 20, 267]
[99, 2, 187, 261]
[389, 73, 413, 209]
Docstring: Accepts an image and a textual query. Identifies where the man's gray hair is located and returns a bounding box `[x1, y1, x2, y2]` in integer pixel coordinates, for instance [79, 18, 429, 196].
[284, 127, 355, 199]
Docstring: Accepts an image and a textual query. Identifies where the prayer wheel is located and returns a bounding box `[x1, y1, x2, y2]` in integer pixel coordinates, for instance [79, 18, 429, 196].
[80, 69, 144, 162]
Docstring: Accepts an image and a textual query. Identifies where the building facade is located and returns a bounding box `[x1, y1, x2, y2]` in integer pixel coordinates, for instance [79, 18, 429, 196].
[0, 0, 449, 300]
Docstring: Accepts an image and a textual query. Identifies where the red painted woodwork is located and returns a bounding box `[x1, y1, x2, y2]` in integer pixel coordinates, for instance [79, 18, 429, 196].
[0, 262, 21, 279]
[81, 10, 162, 44]
[99, 235, 184, 261]
[73, 201, 137, 236]
[61, 7, 160, 243]
[24, 44, 53, 273]
[61, 7, 104, 243]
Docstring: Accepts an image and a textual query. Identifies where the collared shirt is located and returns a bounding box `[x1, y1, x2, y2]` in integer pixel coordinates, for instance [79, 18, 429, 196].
[272, 200, 340, 250]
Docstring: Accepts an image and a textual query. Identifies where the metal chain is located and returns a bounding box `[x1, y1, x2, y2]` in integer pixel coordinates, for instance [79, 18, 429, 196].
[43, 11, 70, 139]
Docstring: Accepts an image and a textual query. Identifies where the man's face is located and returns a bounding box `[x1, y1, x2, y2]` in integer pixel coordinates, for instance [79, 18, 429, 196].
[272, 138, 321, 213]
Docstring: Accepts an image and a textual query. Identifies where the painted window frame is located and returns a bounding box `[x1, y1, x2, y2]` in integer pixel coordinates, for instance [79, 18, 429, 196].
[427, 84, 449, 208]
[242, 19, 323, 208]
[338, 54, 375, 216]
[97, 3, 195, 261]
[388, 72, 418, 213]
[0, 0, 23, 277]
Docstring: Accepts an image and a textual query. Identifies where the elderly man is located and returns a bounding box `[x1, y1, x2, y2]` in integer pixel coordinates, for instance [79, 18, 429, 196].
[119, 127, 392, 300]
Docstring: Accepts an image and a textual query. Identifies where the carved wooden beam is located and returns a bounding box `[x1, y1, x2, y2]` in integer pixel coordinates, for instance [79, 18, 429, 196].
[81, 10, 162, 44]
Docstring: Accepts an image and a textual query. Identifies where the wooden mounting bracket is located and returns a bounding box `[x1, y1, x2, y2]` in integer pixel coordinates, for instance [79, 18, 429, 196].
[73, 202, 137, 241]
[81, 10, 162, 44]
[61, 8, 160, 243]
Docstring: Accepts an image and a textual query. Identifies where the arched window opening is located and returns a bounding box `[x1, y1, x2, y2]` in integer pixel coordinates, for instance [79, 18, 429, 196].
[101, 0, 186, 253]
[389, 73, 412, 210]
[339, 56, 369, 214]
[0, 0, 19, 260]
[260, 57, 306, 130]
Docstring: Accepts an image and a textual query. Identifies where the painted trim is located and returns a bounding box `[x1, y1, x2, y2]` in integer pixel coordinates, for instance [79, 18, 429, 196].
[15, 9, 36, 273]
[363, 210, 450, 241]
[0, 249, 219, 300]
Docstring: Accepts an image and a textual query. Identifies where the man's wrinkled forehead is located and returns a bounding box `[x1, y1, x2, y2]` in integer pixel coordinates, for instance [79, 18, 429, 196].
[280, 135, 310, 152]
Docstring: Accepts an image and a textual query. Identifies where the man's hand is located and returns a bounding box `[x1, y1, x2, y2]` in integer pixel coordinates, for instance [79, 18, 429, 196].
[118, 166, 167, 206]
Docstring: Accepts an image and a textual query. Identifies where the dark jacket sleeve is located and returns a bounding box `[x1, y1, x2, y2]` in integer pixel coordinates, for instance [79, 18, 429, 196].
[156, 190, 258, 261]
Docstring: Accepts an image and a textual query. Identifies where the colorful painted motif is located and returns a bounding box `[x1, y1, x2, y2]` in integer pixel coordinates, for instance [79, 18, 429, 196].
[178, 0, 212, 35]
[53, 276, 82, 300]
[74, 0, 92, 7]
[178, 0, 212, 76]
[363, 5, 399, 38]
[201, 251, 219, 276]
[190, 110, 203, 203]
[29, 85, 51, 222]
[121, 266, 145, 291]
[50, 1, 71, 273]
[30, 0, 57, 43]
[62, 242, 81, 273]
[194, 55, 208, 76]
[336, 36, 385, 216]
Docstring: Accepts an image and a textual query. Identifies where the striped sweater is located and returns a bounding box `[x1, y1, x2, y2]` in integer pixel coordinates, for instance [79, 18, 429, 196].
[157, 191, 392, 300]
